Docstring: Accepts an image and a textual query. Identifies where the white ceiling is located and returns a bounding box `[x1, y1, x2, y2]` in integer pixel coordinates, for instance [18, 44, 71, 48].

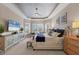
[15, 3, 58, 19]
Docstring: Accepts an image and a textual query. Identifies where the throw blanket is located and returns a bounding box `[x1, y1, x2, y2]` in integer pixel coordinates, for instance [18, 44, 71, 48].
[36, 33, 45, 42]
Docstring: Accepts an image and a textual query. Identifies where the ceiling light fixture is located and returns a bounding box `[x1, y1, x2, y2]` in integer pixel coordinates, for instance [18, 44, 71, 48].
[34, 8, 41, 16]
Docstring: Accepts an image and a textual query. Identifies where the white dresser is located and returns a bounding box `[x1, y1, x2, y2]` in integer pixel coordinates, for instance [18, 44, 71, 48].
[0, 33, 25, 51]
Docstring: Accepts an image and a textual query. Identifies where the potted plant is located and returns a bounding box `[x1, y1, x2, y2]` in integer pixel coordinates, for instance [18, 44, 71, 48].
[20, 27, 23, 32]
[0, 24, 4, 33]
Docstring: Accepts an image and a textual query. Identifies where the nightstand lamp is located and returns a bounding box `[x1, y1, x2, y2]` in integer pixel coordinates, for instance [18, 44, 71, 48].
[72, 20, 79, 37]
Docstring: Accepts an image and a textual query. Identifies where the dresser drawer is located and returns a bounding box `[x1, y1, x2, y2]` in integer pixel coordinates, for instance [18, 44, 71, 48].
[68, 39, 79, 48]
[66, 48, 77, 55]
[67, 44, 79, 54]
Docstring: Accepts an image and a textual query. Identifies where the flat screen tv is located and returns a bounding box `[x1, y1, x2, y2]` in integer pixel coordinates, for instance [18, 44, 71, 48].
[8, 20, 20, 31]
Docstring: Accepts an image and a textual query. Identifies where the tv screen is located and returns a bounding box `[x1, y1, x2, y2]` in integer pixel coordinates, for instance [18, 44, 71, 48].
[8, 20, 20, 31]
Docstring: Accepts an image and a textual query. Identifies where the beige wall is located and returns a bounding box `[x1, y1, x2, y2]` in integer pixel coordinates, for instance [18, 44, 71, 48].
[67, 4, 79, 24]
[51, 4, 79, 29]
[50, 3, 79, 35]
[51, 8, 67, 29]
[66, 4, 79, 34]
[0, 4, 24, 31]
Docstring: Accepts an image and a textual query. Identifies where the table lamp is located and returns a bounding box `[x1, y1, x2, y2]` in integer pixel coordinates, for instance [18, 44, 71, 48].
[72, 20, 79, 37]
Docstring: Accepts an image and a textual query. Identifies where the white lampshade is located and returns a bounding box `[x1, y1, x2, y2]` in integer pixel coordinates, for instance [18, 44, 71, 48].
[72, 20, 79, 28]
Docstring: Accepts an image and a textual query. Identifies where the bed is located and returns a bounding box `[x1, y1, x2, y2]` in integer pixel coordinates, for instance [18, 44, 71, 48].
[32, 31, 64, 50]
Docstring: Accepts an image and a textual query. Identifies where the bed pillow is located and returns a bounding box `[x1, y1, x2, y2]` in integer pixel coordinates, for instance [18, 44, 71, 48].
[51, 32, 60, 37]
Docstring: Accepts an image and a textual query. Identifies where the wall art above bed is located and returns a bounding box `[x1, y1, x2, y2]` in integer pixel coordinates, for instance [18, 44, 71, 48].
[56, 12, 67, 25]
[60, 12, 67, 24]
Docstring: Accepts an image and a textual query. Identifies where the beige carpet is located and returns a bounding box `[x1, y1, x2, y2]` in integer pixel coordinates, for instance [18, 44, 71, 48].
[5, 38, 66, 55]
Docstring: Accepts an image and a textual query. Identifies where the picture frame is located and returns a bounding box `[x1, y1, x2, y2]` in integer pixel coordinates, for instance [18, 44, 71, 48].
[60, 12, 67, 24]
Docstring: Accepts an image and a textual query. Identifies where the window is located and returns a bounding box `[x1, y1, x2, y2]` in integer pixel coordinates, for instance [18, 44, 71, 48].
[32, 23, 44, 33]
[37, 24, 44, 32]
[24, 23, 30, 33]
[24, 23, 48, 33]
[45, 24, 48, 32]
[32, 24, 37, 33]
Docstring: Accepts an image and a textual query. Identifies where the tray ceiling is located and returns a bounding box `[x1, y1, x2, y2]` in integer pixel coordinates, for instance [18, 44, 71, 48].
[15, 3, 58, 19]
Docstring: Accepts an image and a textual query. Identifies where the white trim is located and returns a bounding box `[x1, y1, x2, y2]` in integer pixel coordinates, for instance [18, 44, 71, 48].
[46, 3, 70, 20]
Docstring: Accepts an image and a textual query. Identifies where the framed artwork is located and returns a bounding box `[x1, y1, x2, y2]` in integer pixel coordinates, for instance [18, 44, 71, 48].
[56, 12, 67, 25]
[60, 12, 67, 24]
